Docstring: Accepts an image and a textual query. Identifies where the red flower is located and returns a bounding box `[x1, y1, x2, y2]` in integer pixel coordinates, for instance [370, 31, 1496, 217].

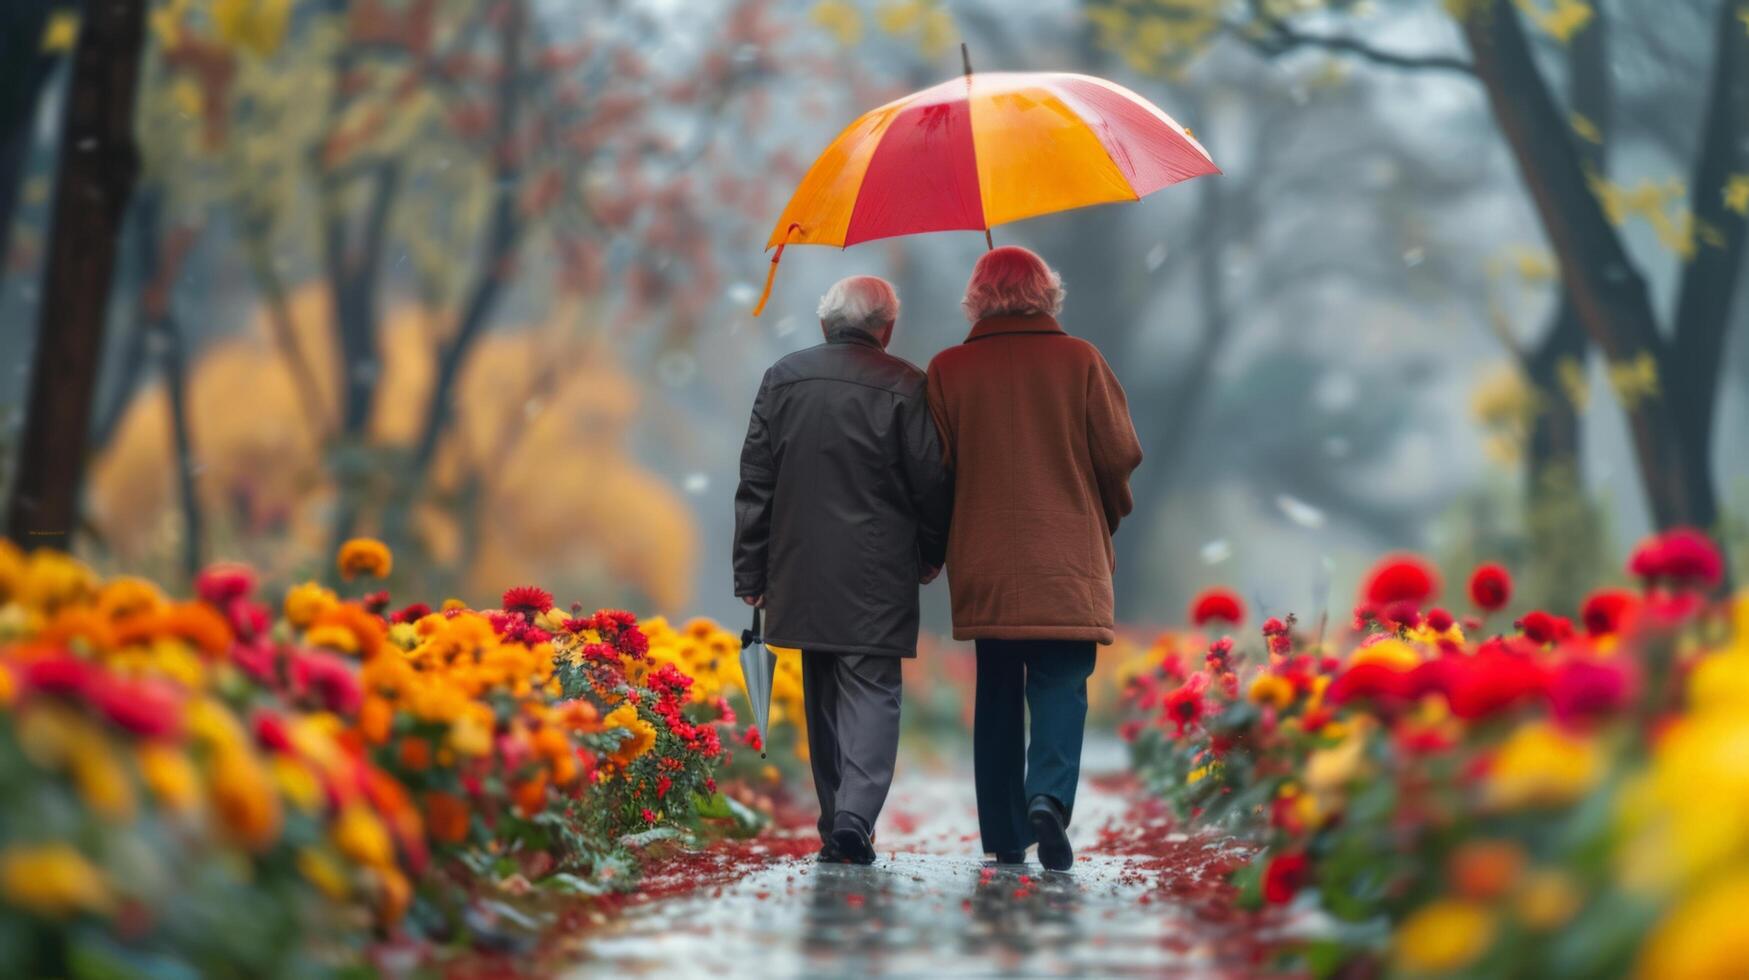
[1430, 649, 1547, 720]
[253, 709, 293, 753]
[1467, 563, 1513, 612]
[1516, 610, 1574, 645]
[641, 808, 658, 824]
[1545, 656, 1634, 725]
[20, 655, 99, 699]
[1581, 589, 1638, 637]
[1629, 528, 1724, 590]
[391, 603, 431, 624]
[290, 651, 363, 715]
[1206, 637, 1234, 671]
[1380, 601, 1422, 630]
[1364, 555, 1440, 608]
[502, 586, 555, 619]
[194, 563, 255, 604]
[230, 637, 278, 685]
[1189, 588, 1246, 627]
[91, 675, 184, 739]
[1163, 675, 1208, 737]
[1425, 607, 1455, 633]
[1262, 852, 1310, 904]
[362, 591, 391, 614]
[1327, 662, 1414, 707]
[1261, 616, 1288, 637]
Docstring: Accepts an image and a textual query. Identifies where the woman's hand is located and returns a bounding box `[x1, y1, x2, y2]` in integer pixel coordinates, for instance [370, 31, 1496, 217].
[741, 594, 765, 608]
[919, 565, 942, 585]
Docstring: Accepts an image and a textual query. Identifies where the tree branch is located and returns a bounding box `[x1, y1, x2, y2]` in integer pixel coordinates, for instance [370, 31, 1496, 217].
[1224, 18, 1476, 76]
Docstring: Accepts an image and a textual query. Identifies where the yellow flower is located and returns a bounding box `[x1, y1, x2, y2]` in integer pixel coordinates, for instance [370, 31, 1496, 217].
[1393, 898, 1496, 974]
[1305, 727, 1369, 798]
[0, 538, 24, 603]
[1639, 872, 1749, 979]
[68, 723, 134, 823]
[1515, 869, 1582, 931]
[305, 624, 359, 654]
[1187, 765, 1210, 785]
[1687, 652, 1749, 716]
[332, 804, 395, 868]
[18, 551, 97, 612]
[336, 538, 392, 581]
[271, 757, 325, 813]
[0, 844, 113, 919]
[296, 847, 351, 901]
[137, 743, 201, 814]
[208, 748, 282, 852]
[603, 702, 657, 764]
[1350, 637, 1422, 671]
[1616, 712, 1749, 891]
[1248, 673, 1294, 710]
[448, 712, 493, 757]
[284, 582, 338, 628]
[1485, 720, 1603, 810]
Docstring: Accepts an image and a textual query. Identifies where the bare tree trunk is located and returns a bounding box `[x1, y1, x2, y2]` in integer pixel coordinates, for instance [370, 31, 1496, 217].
[129, 190, 203, 578]
[382, 0, 528, 554]
[5, 0, 146, 551]
[1665, 0, 1748, 540]
[0, 2, 62, 286]
[1459, 0, 1707, 531]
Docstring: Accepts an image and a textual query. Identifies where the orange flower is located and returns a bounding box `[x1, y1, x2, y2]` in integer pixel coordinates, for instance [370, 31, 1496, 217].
[424, 791, 471, 844]
[95, 576, 165, 622]
[310, 603, 386, 660]
[358, 696, 394, 744]
[158, 602, 235, 658]
[208, 748, 283, 851]
[336, 538, 393, 580]
[396, 737, 431, 772]
[511, 772, 549, 817]
[37, 607, 115, 653]
[332, 804, 394, 868]
[1449, 840, 1525, 901]
[376, 867, 412, 925]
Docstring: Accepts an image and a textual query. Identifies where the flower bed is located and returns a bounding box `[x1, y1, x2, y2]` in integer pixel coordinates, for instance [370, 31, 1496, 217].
[0, 538, 758, 974]
[1119, 529, 1746, 977]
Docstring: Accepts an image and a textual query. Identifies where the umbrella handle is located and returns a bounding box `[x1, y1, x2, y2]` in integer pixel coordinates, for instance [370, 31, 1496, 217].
[751, 223, 801, 317]
[741, 604, 763, 648]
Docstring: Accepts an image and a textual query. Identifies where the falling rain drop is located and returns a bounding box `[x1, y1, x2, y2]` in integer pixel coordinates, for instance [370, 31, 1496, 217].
[1275, 494, 1327, 529]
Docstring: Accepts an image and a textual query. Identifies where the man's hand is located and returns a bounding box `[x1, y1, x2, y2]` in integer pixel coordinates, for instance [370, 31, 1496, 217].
[919, 565, 942, 585]
[741, 594, 764, 608]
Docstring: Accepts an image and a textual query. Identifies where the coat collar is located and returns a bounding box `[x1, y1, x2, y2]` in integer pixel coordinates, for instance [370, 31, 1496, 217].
[827, 330, 886, 350]
[966, 313, 1065, 342]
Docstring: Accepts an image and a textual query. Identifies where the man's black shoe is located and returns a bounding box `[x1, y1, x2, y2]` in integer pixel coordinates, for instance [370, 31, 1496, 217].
[829, 816, 877, 865]
[992, 850, 1028, 865]
[816, 840, 844, 864]
[1028, 795, 1073, 872]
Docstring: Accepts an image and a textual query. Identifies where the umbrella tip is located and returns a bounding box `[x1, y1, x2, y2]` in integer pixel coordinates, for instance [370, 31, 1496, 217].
[961, 41, 972, 79]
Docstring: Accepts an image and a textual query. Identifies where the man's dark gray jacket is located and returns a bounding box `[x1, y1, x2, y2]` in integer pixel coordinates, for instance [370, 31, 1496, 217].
[733, 334, 952, 658]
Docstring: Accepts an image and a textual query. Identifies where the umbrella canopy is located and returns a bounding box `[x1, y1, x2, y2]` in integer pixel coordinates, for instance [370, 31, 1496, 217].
[737, 606, 776, 759]
[752, 68, 1219, 314]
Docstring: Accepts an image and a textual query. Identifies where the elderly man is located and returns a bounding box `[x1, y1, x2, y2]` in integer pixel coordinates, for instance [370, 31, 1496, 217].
[927, 247, 1143, 872]
[733, 275, 951, 865]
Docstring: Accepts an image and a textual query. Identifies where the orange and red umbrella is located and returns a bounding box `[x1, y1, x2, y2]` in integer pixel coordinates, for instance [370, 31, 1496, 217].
[754, 64, 1219, 315]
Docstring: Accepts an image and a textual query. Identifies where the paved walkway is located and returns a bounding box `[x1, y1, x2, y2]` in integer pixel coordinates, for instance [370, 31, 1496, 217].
[564, 741, 1273, 978]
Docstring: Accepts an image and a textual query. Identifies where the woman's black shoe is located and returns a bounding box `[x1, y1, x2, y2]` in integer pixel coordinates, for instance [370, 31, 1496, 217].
[992, 850, 1028, 865]
[1027, 795, 1073, 871]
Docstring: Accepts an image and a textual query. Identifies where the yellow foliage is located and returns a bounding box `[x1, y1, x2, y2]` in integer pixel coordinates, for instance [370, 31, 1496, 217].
[213, 0, 292, 57]
[88, 282, 697, 608]
[1470, 363, 1536, 465]
[1593, 176, 1696, 259]
[40, 10, 79, 52]
[1724, 174, 1749, 217]
[1513, 0, 1594, 42]
[1570, 112, 1602, 145]
[1606, 351, 1660, 410]
[810, 0, 863, 46]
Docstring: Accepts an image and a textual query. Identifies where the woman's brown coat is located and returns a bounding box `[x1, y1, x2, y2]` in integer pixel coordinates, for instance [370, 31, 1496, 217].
[925, 314, 1143, 645]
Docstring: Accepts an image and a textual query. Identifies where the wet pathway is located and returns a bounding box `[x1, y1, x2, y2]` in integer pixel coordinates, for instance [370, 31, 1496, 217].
[565, 741, 1278, 978]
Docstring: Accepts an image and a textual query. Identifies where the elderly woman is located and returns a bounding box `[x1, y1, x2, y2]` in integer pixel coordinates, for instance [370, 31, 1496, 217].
[926, 247, 1143, 871]
[733, 275, 952, 865]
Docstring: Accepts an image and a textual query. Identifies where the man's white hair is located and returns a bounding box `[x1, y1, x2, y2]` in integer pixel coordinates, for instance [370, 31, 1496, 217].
[961, 246, 1066, 322]
[817, 275, 900, 339]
